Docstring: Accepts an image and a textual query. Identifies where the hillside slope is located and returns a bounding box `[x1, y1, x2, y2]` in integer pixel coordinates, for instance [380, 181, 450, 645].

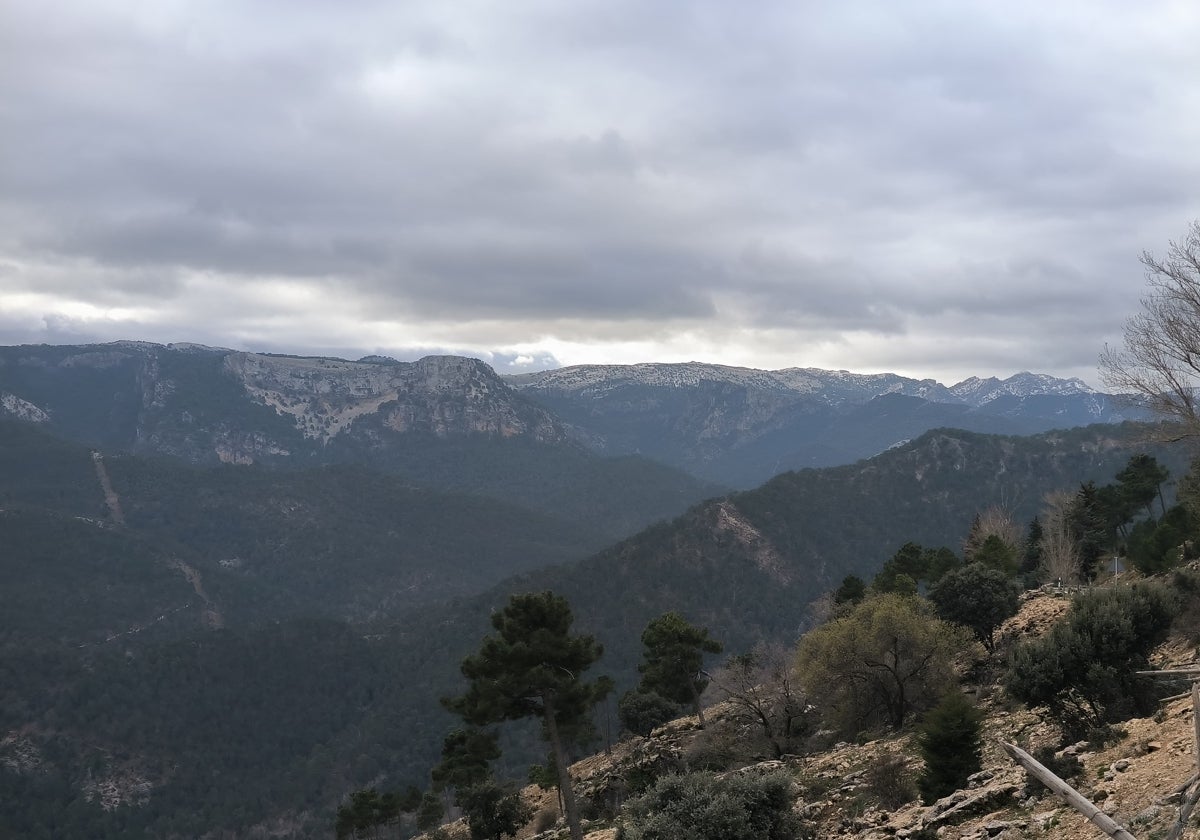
[420, 583, 1200, 840]
[495, 423, 1189, 676]
[0, 420, 1189, 838]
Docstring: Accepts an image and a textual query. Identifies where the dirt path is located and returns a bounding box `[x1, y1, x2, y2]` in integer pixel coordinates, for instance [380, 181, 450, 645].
[91, 451, 124, 525]
[169, 558, 225, 629]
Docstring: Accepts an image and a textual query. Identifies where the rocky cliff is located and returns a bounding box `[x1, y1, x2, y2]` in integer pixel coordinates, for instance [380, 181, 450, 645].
[0, 343, 569, 465]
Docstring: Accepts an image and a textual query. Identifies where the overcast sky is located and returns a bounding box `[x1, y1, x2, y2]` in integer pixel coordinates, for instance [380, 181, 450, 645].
[3, 1, 1199, 386]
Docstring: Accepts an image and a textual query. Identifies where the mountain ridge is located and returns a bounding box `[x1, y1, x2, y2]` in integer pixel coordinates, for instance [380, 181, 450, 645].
[0, 342, 719, 537]
[507, 361, 1146, 486]
[506, 361, 1101, 405]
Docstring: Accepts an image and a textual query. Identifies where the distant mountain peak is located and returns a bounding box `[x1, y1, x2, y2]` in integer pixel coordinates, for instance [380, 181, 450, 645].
[949, 372, 1096, 406]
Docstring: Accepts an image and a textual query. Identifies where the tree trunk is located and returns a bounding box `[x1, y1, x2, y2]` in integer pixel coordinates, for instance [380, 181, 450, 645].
[690, 679, 707, 729]
[544, 698, 584, 840]
[999, 741, 1136, 840]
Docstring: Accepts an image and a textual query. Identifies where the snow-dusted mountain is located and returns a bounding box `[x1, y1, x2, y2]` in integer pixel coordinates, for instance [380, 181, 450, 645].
[0, 344, 1150, 491]
[508, 362, 1149, 486]
[948, 372, 1097, 406]
[508, 362, 958, 404]
[510, 363, 1105, 407]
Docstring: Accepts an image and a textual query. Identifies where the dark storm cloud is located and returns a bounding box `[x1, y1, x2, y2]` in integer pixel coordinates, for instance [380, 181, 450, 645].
[2, 1, 1199, 379]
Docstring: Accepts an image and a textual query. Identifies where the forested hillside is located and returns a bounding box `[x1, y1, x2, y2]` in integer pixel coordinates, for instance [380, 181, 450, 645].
[1, 414, 1191, 838]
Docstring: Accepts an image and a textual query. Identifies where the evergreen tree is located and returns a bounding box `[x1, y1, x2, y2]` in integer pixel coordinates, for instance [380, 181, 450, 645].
[431, 727, 501, 802]
[618, 689, 679, 737]
[458, 781, 533, 840]
[872, 542, 928, 593]
[636, 611, 722, 728]
[529, 753, 564, 815]
[927, 563, 1019, 652]
[971, 534, 1019, 577]
[446, 591, 603, 840]
[1020, 516, 1043, 578]
[335, 788, 392, 839]
[921, 546, 961, 585]
[1127, 505, 1195, 574]
[833, 574, 867, 606]
[416, 792, 445, 832]
[1115, 453, 1170, 520]
[1068, 482, 1110, 580]
[917, 691, 983, 804]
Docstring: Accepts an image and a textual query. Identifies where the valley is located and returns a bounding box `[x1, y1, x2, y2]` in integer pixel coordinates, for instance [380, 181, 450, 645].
[0, 341, 1186, 838]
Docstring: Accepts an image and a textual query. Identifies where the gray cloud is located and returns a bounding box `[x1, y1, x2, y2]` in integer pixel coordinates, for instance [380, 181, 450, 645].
[2, 1, 1199, 384]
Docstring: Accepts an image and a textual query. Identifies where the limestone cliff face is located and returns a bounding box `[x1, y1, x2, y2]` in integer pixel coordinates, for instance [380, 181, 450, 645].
[0, 343, 570, 465]
[225, 352, 566, 444]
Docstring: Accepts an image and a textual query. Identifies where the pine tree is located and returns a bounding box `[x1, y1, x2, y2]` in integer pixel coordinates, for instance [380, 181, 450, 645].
[917, 691, 983, 804]
[1021, 516, 1043, 577]
[416, 792, 445, 832]
[636, 612, 722, 728]
[458, 781, 533, 840]
[431, 727, 501, 802]
[833, 574, 866, 606]
[446, 591, 603, 840]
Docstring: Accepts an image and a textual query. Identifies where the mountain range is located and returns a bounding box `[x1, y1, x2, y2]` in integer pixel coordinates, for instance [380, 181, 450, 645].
[508, 362, 1147, 485]
[0, 343, 1147, 491]
[0, 340, 1175, 838]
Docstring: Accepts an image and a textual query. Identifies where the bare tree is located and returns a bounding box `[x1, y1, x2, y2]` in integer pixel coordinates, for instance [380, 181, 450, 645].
[1100, 221, 1200, 437]
[963, 505, 1023, 562]
[705, 642, 814, 758]
[1039, 490, 1081, 584]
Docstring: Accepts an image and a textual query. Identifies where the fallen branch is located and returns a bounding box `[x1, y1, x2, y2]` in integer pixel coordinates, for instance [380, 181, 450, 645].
[999, 741, 1136, 840]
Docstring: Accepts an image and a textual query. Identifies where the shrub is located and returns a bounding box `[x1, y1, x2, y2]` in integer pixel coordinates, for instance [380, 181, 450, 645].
[458, 782, 533, 840]
[917, 691, 982, 804]
[619, 689, 680, 737]
[1005, 581, 1179, 736]
[864, 752, 919, 809]
[617, 770, 802, 840]
[1022, 747, 1082, 798]
[681, 727, 740, 772]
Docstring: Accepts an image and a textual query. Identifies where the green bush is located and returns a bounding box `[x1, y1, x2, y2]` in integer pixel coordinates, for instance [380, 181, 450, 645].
[928, 564, 1020, 652]
[1005, 581, 1179, 736]
[617, 771, 803, 840]
[618, 689, 681, 737]
[917, 692, 982, 804]
[1127, 505, 1195, 574]
[458, 782, 533, 840]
